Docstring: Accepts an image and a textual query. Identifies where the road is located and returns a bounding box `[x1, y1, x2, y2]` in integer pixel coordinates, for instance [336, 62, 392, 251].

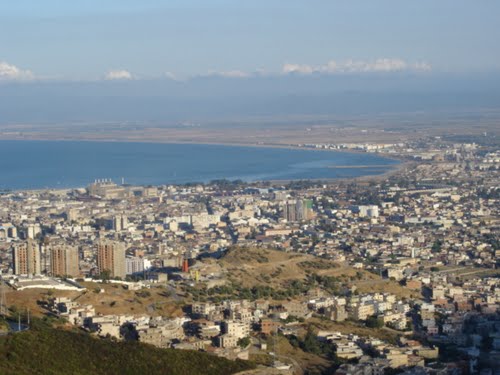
[249, 337, 304, 375]
[274, 354, 304, 375]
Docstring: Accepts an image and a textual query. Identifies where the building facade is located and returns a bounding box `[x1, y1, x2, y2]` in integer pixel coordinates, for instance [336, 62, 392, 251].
[12, 240, 41, 275]
[50, 245, 79, 277]
[97, 240, 126, 279]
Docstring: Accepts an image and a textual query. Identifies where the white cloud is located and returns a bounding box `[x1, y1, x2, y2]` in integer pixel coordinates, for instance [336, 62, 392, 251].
[283, 58, 431, 75]
[206, 70, 251, 78]
[105, 69, 133, 80]
[164, 71, 178, 80]
[414, 61, 432, 71]
[0, 61, 34, 81]
[282, 63, 315, 75]
[219, 70, 250, 78]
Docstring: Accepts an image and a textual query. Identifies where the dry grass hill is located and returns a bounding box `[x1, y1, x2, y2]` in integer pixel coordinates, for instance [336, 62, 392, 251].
[218, 247, 414, 299]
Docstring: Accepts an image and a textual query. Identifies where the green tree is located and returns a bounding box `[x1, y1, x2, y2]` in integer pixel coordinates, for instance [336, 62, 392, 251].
[366, 315, 384, 328]
[431, 240, 442, 253]
[301, 328, 322, 355]
[237, 337, 251, 349]
[100, 269, 111, 282]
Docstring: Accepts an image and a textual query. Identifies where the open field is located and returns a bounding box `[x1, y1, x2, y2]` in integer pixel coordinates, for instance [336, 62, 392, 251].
[3, 281, 183, 318]
[221, 247, 370, 288]
[1, 109, 499, 148]
[219, 247, 413, 299]
[265, 334, 330, 374]
[308, 317, 401, 344]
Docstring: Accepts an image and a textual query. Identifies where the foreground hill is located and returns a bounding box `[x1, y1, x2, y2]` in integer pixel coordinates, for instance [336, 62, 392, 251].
[0, 319, 255, 375]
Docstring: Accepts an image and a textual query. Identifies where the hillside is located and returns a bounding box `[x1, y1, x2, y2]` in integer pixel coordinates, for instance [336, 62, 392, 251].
[218, 247, 414, 299]
[0, 319, 255, 375]
[4, 281, 184, 318]
[220, 247, 354, 288]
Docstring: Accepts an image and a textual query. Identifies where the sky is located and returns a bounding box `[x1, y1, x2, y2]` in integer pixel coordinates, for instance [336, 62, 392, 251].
[1, 0, 500, 81]
[1, 1, 500, 123]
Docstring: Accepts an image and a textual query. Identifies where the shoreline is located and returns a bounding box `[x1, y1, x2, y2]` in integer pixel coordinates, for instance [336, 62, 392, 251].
[267, 160, 409, 185]
[0, 137, 408, 192]
[0, 135, 403, 160]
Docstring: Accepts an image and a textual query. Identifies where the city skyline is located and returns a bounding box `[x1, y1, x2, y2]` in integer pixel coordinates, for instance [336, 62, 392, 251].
[0, 2, 499, 374]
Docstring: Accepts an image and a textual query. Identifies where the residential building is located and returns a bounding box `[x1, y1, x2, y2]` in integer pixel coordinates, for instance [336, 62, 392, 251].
[12, 240, 41, 275]
[97, 240, 126, 279]
[49, 244, 79, 277]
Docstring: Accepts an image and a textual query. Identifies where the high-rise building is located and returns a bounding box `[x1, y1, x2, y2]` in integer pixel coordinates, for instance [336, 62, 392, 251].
[282, 199, 314, 222]
[273, 191, 288, 201]
[97, 240, 126, 279]
[125, 256, 145, 275]
[302, 199, 314, 220]
[113, 215, 128, 232]
[296, 199, 313, 220]
[0, 223, 17, 239]
[113, 216, 121, 231]
[282, 200, 297, 222]
[356, 205, 379, 218]
[65, 209, 79, 222]
[12, 240, 41, 275]
[26, 224, 41, 239]
[49, 245, 79, 277]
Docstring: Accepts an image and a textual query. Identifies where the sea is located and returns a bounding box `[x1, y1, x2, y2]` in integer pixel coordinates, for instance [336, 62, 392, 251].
[0, 140, 399, 190]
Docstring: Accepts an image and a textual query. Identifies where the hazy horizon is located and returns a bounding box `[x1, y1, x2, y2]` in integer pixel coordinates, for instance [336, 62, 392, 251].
[3, 1, 500, 125]
[1, 72, 500, 124]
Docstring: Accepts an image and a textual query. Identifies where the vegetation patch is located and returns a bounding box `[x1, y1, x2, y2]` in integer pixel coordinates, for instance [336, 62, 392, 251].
[0, 318, 255, 375]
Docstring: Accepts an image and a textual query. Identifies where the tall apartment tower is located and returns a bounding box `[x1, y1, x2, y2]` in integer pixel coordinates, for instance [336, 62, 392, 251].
[97, 240, 126, 279]
[295, 199, 306, 221]
[282, 200, 297, 222]
[50, 245, 79, 277]
[12, 240, 41, 275]
[300, 199, 314, 220]
[113, 215, 128, 232]
[282, 199, 314, 222]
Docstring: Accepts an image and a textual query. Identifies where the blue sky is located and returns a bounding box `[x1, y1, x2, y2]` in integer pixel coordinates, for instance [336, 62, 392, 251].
[1, 0, 500, 81]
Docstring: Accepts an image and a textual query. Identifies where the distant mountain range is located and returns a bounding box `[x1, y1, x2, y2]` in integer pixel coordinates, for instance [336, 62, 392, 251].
[1, 73, 500, 124]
